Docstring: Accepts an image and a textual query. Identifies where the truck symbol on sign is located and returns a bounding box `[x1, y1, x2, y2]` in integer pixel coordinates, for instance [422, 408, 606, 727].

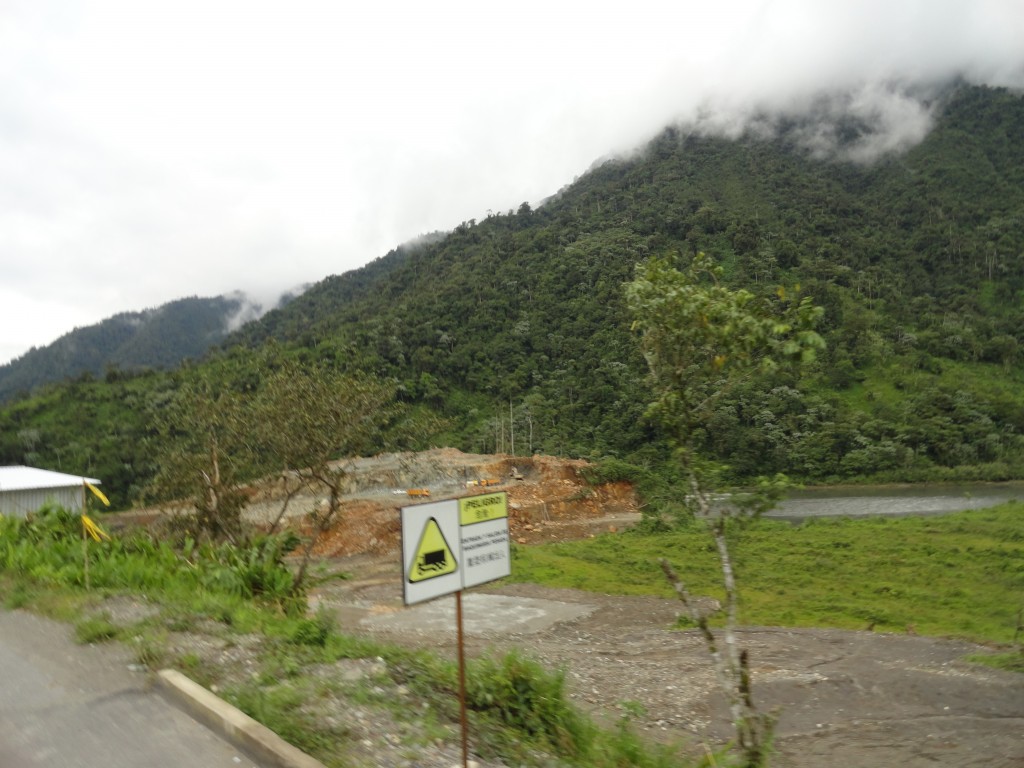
[418, 549, 447, 572]
[407, 516, 457, 583]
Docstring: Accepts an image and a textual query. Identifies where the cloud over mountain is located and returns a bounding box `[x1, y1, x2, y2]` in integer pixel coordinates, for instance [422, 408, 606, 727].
[1, 1, 1022, 364]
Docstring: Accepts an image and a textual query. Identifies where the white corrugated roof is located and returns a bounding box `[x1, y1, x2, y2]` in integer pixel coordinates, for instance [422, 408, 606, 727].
[0, 466, 100, 492]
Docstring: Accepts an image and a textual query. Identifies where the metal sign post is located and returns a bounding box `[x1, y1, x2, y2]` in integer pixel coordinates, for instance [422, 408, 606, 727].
[455, 590, 469, 768]
[400, 492, 511, 767]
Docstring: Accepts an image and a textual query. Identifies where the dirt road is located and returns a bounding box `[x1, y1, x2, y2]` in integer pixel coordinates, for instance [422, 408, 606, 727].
[0, 610, 264, 768]
[314, 555, 1024, 768]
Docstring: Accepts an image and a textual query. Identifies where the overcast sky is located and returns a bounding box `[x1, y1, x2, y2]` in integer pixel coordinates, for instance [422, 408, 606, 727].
[2, 1, 1023, 365]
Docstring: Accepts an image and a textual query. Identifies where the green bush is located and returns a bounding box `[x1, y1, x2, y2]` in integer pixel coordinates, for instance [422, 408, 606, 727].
[200, 533, 302, 605]
[290, 611, 335, 647]
[582, 458, 651, 486]
[0, 506, 302, 613]
[468, 650, 592, 756]
[74, 615, 119, 644]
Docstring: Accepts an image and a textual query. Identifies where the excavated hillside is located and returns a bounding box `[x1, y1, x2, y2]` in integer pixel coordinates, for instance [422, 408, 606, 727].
[237, 448, 639, 555]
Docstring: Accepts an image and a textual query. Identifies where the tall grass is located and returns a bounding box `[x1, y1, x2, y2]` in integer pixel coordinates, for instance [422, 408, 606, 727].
[0, 505, 303, 613]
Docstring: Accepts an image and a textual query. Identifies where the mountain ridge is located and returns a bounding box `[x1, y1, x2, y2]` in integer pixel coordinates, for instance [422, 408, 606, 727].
[2, 82, 1023, 506]
[221, 82, 1024, 465]
[0, 294, 260, 402]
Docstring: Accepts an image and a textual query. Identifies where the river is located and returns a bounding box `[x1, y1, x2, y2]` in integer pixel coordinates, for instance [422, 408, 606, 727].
[765, 481, 1024, 522]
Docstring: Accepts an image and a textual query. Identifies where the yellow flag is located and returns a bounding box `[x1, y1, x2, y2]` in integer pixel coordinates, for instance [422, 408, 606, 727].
[84, 481, 110, 507]
[82, 514, 111, 542]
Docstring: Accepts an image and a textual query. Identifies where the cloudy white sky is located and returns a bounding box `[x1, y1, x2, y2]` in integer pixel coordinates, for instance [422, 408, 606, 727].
[2, 0, 1023, 365]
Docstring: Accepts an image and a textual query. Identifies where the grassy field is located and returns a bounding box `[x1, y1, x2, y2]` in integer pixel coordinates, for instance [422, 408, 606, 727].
[509, 503, 1024, 644]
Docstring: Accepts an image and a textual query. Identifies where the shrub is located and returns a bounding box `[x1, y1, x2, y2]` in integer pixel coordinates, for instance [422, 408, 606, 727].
[75, 615, 119, 644]
[467, 650, 593, 757]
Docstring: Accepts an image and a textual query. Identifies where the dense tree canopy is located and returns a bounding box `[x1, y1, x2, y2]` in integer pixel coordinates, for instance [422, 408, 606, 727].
[626, 252, 824, 447]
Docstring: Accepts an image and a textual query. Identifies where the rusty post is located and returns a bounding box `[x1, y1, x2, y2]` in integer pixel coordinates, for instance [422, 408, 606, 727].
[456, 590, 469, 768]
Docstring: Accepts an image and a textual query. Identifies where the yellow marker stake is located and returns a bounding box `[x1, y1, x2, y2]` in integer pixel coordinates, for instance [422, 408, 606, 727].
[81, 481, 110, 591]
[85, 481, 110, 507]
[82, 514, 111, 542]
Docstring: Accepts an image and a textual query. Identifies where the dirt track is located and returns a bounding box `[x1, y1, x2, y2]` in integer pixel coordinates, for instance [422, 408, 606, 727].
[315, 556, 1024, 768]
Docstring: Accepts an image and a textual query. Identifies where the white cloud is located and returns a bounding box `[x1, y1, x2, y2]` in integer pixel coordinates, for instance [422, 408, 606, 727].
[2, 0, 1023, 364]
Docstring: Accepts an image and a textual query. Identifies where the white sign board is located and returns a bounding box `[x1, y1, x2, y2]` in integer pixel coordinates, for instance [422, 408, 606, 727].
[458, 493, 511, 589]
[401, 492, 510, 605]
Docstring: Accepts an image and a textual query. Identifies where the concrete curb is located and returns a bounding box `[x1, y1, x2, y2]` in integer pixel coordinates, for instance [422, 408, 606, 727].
[156, 669, 328, 768]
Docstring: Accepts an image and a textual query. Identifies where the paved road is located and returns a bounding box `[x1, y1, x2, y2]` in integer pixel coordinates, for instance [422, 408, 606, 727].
[0, 610, 263, 768]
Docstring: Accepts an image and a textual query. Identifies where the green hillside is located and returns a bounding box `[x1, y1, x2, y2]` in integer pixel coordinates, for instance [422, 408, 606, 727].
[2, 83, 1023, 507]
[230, 84, 1024, 470]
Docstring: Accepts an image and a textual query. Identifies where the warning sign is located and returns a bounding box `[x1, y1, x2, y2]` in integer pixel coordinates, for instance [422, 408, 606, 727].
[408, 517, 457, 582]
[401, 492, 510, 605]
[401, 501, 461, 605]
[458, 492, 507, 525]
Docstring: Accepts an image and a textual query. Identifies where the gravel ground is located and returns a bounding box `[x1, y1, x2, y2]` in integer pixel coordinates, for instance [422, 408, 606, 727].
[312, 555, 1024, 768]
[86, 548, 1023, 768]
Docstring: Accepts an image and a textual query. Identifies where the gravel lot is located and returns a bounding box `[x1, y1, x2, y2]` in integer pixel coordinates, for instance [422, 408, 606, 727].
[313, 554, 1024, 768]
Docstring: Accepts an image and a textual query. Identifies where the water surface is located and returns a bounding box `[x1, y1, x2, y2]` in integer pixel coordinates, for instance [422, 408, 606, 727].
[767, 482, 1024, 522]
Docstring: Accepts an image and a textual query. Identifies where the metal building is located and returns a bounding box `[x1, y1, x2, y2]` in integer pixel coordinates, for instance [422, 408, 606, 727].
[0, 466, 103, 518]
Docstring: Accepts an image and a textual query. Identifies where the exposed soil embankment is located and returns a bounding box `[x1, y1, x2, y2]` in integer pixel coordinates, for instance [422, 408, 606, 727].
[110, 449, 640, 552]
[245, 448, 640, 557]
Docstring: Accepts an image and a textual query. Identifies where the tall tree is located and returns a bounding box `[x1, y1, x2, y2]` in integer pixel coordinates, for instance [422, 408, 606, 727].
[255, 360, 401, 594]
[626, 252, 824, 767]
[148, 373, 255, 543]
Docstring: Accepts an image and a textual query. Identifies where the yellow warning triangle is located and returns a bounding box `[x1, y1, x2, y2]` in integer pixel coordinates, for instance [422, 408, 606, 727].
[408, 517, 457, 583]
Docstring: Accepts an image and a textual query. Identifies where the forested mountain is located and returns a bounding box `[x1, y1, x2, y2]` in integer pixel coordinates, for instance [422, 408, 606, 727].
[0, 295, 253, 403]
[230, 84, 1024, 468]
[2, 83, 1023, 507]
